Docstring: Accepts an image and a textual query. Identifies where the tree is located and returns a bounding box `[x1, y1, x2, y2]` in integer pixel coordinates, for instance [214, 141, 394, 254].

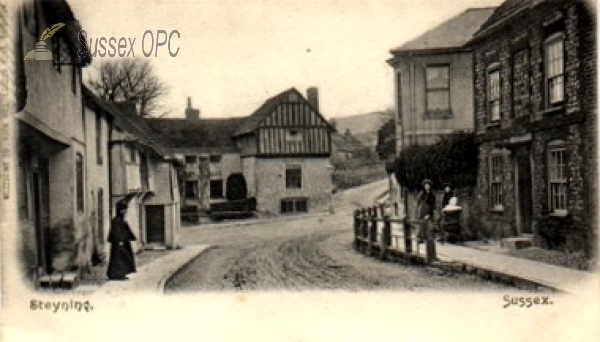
[87, 58, 168, 117]
[376, 117, 396, 160]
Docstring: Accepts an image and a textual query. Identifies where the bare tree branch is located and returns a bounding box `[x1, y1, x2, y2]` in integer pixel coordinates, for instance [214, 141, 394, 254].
[87, 58, 169, 117]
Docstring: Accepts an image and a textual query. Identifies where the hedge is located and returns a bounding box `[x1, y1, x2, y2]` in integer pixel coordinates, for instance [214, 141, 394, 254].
[392, 131, 478, 191]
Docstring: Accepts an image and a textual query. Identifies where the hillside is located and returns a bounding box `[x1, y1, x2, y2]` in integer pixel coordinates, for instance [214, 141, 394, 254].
[332, 111, 390, 148]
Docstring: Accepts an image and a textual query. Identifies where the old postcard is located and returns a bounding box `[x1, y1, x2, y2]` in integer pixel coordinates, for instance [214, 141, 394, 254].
[1, 0, 599, 341]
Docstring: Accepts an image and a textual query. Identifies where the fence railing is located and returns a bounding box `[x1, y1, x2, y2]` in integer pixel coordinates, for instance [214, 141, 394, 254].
[353, 205, 437, 264]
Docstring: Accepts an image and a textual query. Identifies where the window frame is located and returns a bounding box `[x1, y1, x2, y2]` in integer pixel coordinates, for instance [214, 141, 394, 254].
[547, 140, 568, 215]
[96, 114, 103, 165]
[489, 153, 504, 211]
[544, 32, 565, 108]
[424, 64, 451, 117]
[486, 63, 501, 123]
[280, 198, 308, 214]
[285, 164, 302, 190]
[209, 179, 224, 199]
[76, 153, 84, 212]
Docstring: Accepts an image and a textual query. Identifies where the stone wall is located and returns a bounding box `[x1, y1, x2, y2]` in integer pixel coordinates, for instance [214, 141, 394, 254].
[254, 157, 333, 214]
[472, 1, 596, 254]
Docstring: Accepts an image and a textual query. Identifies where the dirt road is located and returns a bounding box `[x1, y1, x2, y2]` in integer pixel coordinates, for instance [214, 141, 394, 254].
[166, 180, 522, 292]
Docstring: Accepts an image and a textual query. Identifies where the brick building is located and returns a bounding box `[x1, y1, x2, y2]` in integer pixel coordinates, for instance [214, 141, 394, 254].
[469, 0, 596, 255]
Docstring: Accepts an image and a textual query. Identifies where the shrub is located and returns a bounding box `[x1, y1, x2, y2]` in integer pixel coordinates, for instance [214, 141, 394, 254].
[393, 131, 478, 191]
[226, 173, 248, 201]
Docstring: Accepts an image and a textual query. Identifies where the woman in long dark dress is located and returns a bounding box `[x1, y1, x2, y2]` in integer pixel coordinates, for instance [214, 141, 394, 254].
[107, 201, 137, 280]
[415, 179, 436, 243]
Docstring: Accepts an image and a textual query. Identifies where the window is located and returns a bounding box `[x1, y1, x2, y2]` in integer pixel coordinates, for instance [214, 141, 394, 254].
[487, 66, 501, 122]
[545, 33, 564, 107]
[512, 49, 529, 116]
[76, 153, 84, 212]
[185, 181, 197, 199]
[280, 198, 308, 214]
[140, 153, 149, 190]
[52, 36, 70, 72]
[71, 66, 78, 94]
[185, 155, 196, 164]
[425, 65, 450, 115]
[97, 188, 104, 241]
[548, 141, 567, 213]
[96, 115, 103, 165]
[209, 155, 221, 178]
[489, 154, 503, 209]
[285, 165, 302, 189]
[130, 147, 137, 162]
[285, 129, 303, 142]
[210, 179, 224, 199]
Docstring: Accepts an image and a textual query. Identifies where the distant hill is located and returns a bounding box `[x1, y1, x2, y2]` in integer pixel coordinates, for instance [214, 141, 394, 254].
[332, 111, 391, 148]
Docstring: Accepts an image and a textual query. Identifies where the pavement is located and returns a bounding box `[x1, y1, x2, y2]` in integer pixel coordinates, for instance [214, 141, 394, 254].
[381, 216, 598, 294]
[76, 245, 211, 295]
[74, 179, 596, 295]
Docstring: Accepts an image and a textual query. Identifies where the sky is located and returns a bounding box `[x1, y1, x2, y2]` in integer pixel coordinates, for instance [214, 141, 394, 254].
[69, 0, 503, 119]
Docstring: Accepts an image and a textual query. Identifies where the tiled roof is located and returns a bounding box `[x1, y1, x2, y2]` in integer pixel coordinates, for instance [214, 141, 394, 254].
[232, 88, 298, 137]
[391, 7, 496, 53]
[83, 87, 168, 156]
[472, 0, 557, 40]
[145, 117, 246, 153]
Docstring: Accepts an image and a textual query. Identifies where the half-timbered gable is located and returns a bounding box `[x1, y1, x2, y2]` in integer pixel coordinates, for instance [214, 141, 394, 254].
[233, 88, 334, 156]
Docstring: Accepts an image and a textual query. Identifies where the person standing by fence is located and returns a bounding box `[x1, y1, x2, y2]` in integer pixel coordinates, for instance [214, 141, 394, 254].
[415, 179, 435, 244]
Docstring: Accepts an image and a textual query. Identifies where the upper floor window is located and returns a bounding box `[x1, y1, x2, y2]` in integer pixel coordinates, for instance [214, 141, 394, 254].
[71, 66, 78, 95]
[487, 64, 501, 122]
[285, 129, 303, 143]
[185, 181, 197, 199]
[285, 164, 302, 189]
[52, 36, 70, 73]
[545, 33, 565, 107]
[209, 155, 222, 178]
[130, 146, 137, 162]
[548, 140, 567, 214]
[96, 114, 103, 165]
[425, 65, 450, 116]
[489, 154, 503, 210]
[76, 153, 84, 212]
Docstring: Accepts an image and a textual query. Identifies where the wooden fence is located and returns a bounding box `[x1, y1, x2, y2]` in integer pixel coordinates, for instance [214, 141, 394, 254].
[353, 204, 437, 264]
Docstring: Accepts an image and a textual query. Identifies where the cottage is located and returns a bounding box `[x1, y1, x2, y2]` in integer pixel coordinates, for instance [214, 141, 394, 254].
[147, 87, 336, 216]
[469, 0, 596, 255]
[103, 99, 181, 251]
[14, 0, 94, 282]
[387, 7, 496, 153]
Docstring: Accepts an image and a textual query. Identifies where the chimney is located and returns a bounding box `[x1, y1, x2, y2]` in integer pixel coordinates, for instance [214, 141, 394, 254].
[307, 87, 319, 112]
[185, 96, 200, 120]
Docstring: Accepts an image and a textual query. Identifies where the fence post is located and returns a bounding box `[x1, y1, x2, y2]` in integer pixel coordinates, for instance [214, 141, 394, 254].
[360, 209, 367, 252]
[368, 207, 378, 256]
[403, 217, 413, 254]
[425, 220, 437, 263]
[353, 210, 360, 250]
[380, 214, 391, 260]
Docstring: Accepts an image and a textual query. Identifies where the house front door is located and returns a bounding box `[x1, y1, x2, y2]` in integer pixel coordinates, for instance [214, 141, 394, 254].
[515, 147, 533, 234]
[145, 205, 165, 244]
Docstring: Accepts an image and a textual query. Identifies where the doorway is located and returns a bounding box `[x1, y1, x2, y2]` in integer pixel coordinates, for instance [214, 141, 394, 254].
[145, 205, 165, 244]
[515, 147, 533, 234]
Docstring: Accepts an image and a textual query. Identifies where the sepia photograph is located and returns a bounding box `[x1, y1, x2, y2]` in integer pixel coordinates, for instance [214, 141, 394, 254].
[1, 0, 599, 341]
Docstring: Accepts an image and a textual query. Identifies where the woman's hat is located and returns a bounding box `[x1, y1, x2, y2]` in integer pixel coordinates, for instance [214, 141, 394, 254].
[422, 179, 433, 187]
[116, 200, 129, 210]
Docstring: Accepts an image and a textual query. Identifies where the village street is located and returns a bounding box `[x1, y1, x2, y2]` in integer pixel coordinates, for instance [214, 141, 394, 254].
[165, 180, 519, 292]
